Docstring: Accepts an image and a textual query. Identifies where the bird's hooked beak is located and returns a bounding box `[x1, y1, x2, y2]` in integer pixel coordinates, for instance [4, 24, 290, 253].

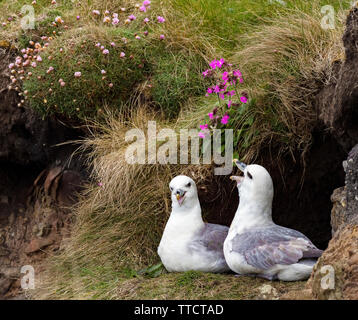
[175, 189, 186, 206]
[233, 159, 247, 172]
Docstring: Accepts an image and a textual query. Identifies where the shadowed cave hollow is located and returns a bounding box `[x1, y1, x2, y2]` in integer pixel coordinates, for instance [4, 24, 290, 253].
[198, 130, 347, 250]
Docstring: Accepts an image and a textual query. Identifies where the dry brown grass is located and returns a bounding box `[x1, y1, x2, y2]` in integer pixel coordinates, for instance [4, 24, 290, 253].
[34, 105, 215, 299]
[230, 6, 346, 163]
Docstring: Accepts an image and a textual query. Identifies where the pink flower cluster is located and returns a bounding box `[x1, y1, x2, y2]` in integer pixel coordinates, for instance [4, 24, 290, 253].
[198, 59, 248, 138]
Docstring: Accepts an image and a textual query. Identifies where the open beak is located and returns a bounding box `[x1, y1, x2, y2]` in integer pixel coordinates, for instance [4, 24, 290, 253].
[233, 159, 247, 172]
[176, 189, 186, 206]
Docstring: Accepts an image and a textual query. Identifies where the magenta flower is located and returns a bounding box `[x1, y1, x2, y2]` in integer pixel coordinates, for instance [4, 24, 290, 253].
[222, 71, 228, 80]
[199, 124, 208, 130]
[139, 6, 147, 12]
[219, 93, 225, 100]
[143, 17, 149, 23]
[129, 14, 136, 21]
[8, 63, 14, 69]
[92, 10, 100, 16]
[101, 69, 106, 74]
[198, 131, 206, 139]
[228, 90, 235, 97]
[221, 114, 230, 125]
[209, 60, 217, 69]
[240, 96, 248, 103]
[213, 85, 220, 93]
[120, 52, 125, 58]
[157, 16, 165, 23]
[102, 49, 109, 55]
[112, 17, 119, 25]
[207, 87, 213, 94]
[143, 0, 151, 6]
[74, 72, 81, 78]
[76, 15, 80, 20]
[202, 69, 209, 77]
[227, 100, 232, 108]
[31, 62, 37, 68]
[159, 34, 165, 40]
[233, 69, 242, 77]
[208, 112, 214, 120]
[110, 42, 116, 47]
[36, 56, 42, 62]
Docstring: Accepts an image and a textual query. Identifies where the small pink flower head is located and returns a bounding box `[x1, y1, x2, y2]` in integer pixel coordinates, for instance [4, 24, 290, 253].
[233, 69, 242, 78]
[139, 6, 147, 12]
[157, 16, 165, 23]
[208, 112, 214, 120]
[51, 0, 57, 4]
[198, 131, 206, 139]
[104, 10, 110, 15]
[159, 34, 165, 40]
[103, 16, 111, 23]
[143, 17, 149, 23]
[36, 56, 42, 62]
[221, 114, 230, 125]
[209, 60, 217, 69]
[227, 100, 232, 108]
[228, 90, 235, 97]
[60, 81, 66, 87]
[113, 13, 119, 19]
[129, 14, 136, 21]
[76, 15, 80, 20]
[110, 42, 116, 47]
[207, 87, 213, 94]
[202, 69, 209, 77]
[31, 62, 37, 68]
[135, 35, 141, 40]
[101, 69, 106, 74]
[108, 83, 113, 88]
[98, 182, 103, 187]
[74, 71, 81, 78]
[240, 96, 248, 104]
[102, 49, 109, 55]
[8, 63, 15, 69]
[199, 124, 209, 130]
[144, 30, 149, 36]
[120, 52, 125, 58]
[92, 10, 100, 16]
[143, 0, 151, 6]
[112, 17, 119, 25]
[95, 42, 101, 47]
[100, 45, 104, 50]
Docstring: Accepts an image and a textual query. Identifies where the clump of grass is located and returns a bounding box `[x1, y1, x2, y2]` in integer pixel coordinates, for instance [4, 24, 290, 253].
[227, 4, 347, 163]
[34, 107, 214, 299]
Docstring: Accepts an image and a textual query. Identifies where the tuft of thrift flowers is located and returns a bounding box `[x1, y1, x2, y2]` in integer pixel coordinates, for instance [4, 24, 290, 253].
[198, 59, 248, 138]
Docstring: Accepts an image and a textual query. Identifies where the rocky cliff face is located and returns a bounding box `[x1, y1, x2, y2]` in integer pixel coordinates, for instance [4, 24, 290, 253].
[308, 145, 358, 299]
[0, 42, 86, 299]
[306, 7, 358, 300]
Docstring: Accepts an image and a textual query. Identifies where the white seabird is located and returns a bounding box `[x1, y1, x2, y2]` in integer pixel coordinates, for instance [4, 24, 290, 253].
[223, 160, 323, 281]
[158, 175, 230, 273]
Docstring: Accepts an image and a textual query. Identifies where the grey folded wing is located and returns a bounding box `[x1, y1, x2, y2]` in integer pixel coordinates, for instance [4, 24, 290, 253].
[231, 225, 323, 270]
[188, 223, 229, 256]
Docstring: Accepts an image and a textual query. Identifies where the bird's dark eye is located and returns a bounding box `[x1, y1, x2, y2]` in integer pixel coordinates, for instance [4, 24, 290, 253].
[186, 182, 191, 188]
[170, 187, 173, 191]
[247, 172, 253, 179]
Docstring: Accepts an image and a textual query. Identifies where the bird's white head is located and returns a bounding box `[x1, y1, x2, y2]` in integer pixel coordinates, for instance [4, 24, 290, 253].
[169, 175, 199, 210]
[230, 160, 274, 208]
